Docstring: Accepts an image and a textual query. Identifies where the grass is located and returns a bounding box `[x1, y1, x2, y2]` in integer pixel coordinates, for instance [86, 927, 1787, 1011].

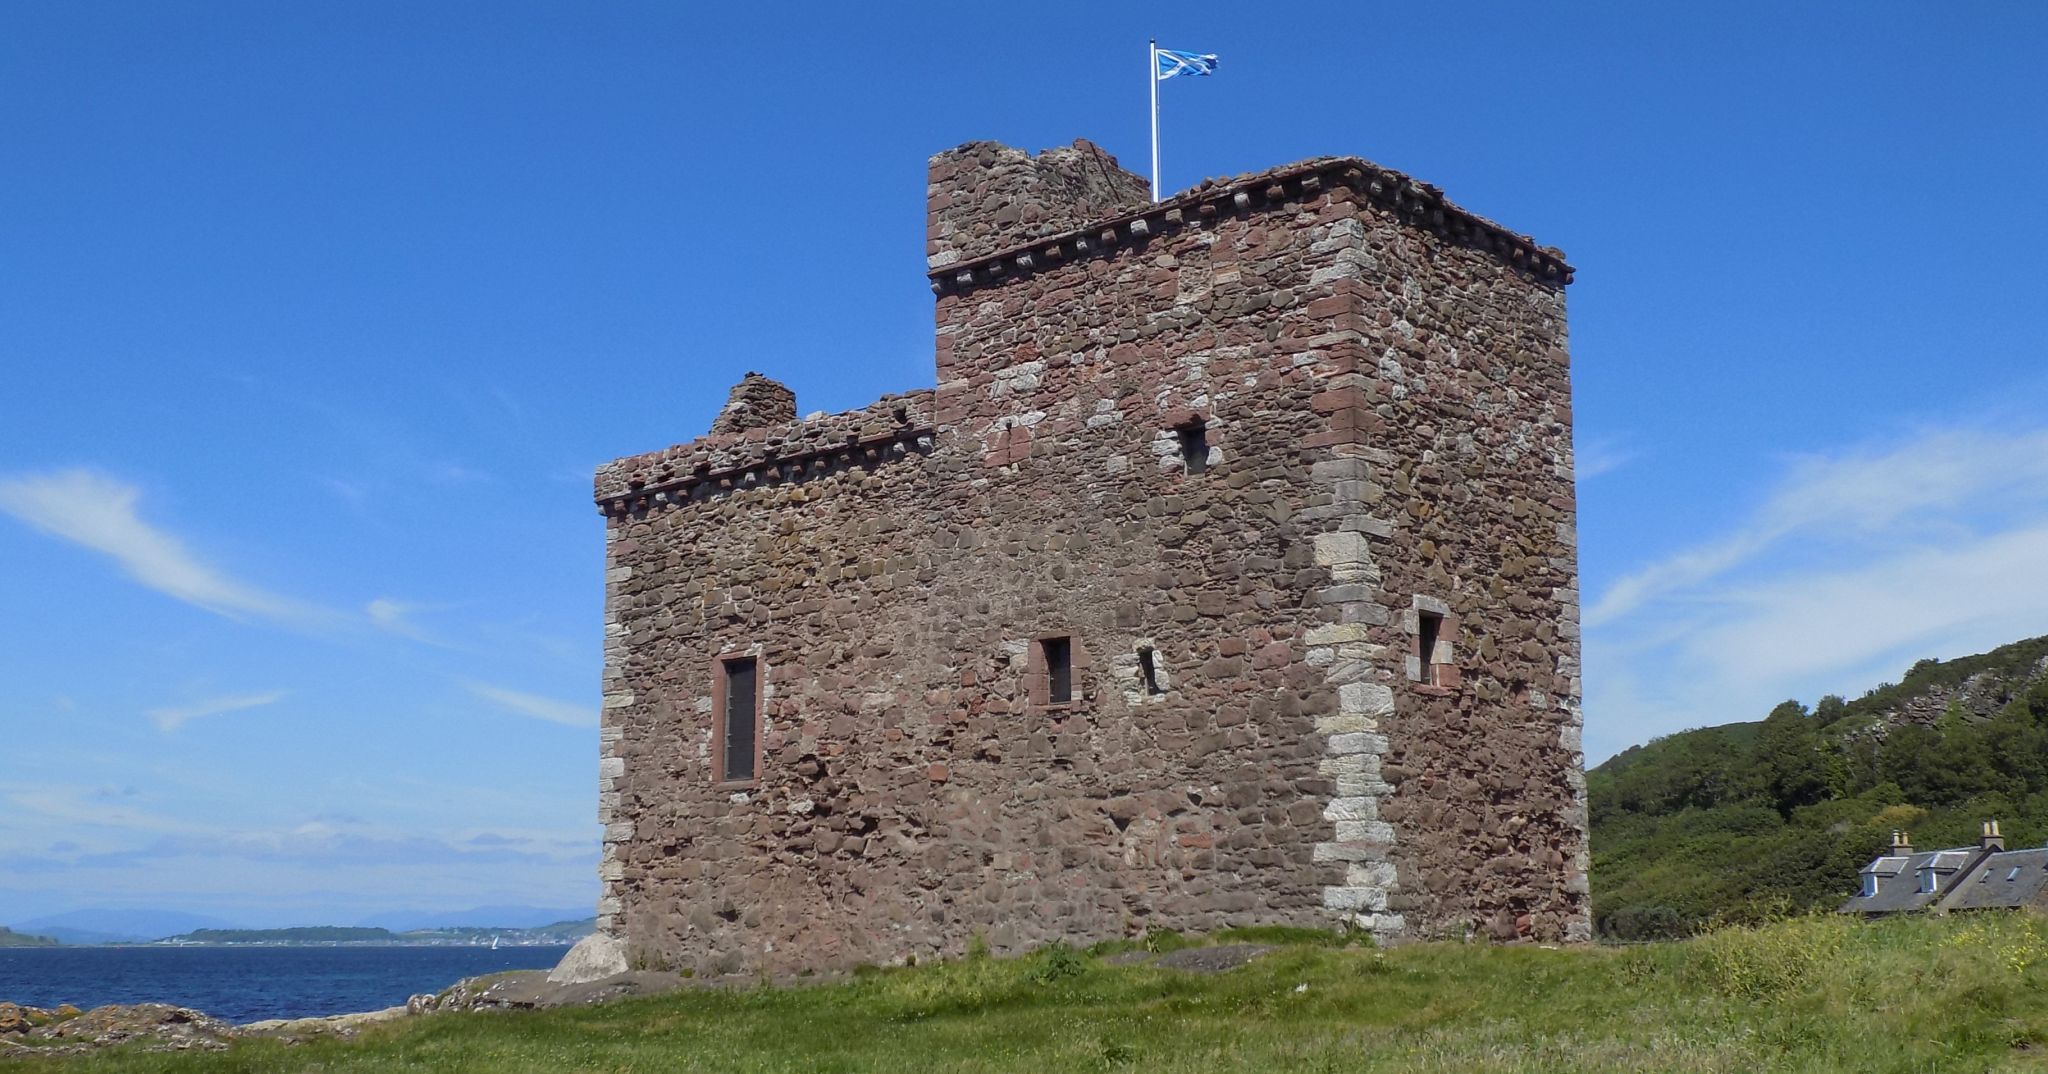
[12, 914, 2048, 1073]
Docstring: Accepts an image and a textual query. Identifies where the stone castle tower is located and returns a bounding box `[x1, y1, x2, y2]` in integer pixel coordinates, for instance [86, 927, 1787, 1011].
[592, 137, 1588, 974]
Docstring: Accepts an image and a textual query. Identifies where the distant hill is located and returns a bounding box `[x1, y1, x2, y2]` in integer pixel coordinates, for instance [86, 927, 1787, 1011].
[1592, 634, 2048, 939]
[12, 908, 232, 945]
[0, 926, 57, 947]
[175, 926, 395, 944]
[354, 906, 593, 932]
[156, 918, 596, 946]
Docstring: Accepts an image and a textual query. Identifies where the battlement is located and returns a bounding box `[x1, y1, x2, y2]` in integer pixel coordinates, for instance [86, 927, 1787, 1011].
[929, 152, 1573, 297]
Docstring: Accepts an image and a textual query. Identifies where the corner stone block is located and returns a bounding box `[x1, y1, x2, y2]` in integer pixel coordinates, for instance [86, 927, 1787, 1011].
[1346, 861, 1398, 888]
[1334, 819, 1395, 843]
[1322, 796, 1379, 822]
[1325, 731, 1389, 756]
[1312, 531, 1371, 568]
[1313, 841, 1386, 863]
[1321, 887, 1387, 912]
[1338, 682, 1395, 717]
[1305, 623, 1374, 646]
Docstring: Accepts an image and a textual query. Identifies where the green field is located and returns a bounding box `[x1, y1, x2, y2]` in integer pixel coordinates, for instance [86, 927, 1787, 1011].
[11, 914, 2048, 1073]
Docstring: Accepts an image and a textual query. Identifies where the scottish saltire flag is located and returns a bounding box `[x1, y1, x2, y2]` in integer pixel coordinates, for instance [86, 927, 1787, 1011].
[1156, 48, 1218, 80]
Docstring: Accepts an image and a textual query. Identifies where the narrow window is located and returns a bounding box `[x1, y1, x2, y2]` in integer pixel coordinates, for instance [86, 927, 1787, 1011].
[1860, 874, 1877, 897]
[1043, 637, 1073, 704]
[1417, 611, 1444, 686]
[1176, 422, 1208, 475]
[1919, 869, 1937, 894]
[1138, 646, 1165, 696]
[721, 657, 758, 783]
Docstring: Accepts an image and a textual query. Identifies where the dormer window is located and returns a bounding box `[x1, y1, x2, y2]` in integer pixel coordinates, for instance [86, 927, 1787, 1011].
[1860, 873, 1877, 897]
[1919, 869, 1938, 894]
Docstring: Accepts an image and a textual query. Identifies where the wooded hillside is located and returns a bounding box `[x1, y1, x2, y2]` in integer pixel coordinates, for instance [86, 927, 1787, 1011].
[1591, 635, 2048, 938]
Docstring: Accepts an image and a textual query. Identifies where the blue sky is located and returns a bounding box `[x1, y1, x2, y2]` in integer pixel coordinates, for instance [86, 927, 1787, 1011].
[3, 3, 2044, 926]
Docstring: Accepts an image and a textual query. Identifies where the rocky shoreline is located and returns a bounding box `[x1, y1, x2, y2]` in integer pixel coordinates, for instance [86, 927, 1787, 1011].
[1, 937, 664, 1059]
[1, 971, 691, 1058]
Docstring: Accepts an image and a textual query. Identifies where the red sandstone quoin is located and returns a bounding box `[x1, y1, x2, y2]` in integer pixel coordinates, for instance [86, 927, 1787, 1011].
[591, 137, 1589, 974]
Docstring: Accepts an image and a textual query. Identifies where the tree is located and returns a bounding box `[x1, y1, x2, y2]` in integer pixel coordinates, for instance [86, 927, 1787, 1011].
[1757, 700, 1829, 817]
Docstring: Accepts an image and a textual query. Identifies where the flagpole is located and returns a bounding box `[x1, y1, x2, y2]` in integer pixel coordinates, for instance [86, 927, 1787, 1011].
[1148, 39, 1160, 202]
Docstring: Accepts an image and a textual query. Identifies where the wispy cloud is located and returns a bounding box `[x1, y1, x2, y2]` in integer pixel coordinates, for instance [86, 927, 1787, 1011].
[1588, 427, 2048, 627]
[464, 682, 596, 728]
[0, 470, 313, 624]
[1583, 421, 2048, 760]
[363, 597, 462, 649]
[146, 692, 288, 733]
[1573, 435, 1638, 481]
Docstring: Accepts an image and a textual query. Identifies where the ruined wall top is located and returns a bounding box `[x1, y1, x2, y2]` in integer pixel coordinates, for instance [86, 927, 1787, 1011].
[926, 139, 1152, 270]
[596, 389, 934, 512]
[708, 372, 798, 436]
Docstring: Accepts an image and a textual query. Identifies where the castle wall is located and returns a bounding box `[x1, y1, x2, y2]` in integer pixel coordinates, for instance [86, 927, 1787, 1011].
[594, 142, 1587, 975]
[1312, 202, 1589, 942]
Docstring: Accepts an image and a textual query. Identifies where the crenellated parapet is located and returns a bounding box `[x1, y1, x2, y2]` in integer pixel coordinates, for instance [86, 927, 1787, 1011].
[929, 156, 1573, 298]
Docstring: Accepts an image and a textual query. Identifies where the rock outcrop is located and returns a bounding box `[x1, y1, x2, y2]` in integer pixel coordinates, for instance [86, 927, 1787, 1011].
[0, 1003, 234, 1057]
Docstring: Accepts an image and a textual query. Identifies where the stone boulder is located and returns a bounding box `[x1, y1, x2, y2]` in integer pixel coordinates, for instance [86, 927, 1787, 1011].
[548, 932, 628, 985]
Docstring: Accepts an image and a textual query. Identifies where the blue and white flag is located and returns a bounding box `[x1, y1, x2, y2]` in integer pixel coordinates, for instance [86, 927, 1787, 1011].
[1156, 48, 1218, 80]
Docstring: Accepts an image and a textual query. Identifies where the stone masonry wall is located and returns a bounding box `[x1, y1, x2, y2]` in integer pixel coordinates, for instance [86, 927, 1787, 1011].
[594, 141, 1586, 974]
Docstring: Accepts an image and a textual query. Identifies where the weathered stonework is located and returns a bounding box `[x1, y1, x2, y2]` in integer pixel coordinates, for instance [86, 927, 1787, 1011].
[592, 138, 1588, 974]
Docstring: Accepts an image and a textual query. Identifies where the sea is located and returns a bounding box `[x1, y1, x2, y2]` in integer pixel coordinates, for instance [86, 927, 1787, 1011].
[0, 944, 575, 1024]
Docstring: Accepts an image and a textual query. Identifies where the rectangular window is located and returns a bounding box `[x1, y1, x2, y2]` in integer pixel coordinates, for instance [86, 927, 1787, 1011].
[1919, 870, 1937, 894]
[1138, 646, 1165, 696]
[1417, 611, 1444, 686]
[1043, 637, 1073, 704]
[1177, 422, 1208, 475]
[1861, 874, 1877, 897]
[721, 656, 758, 783]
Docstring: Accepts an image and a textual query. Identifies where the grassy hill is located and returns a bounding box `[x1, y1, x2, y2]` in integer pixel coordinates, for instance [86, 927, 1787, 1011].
[1592, 634, 2048, 938]
[6, 916, 2048, 1072]
[0, 927, 55, 947]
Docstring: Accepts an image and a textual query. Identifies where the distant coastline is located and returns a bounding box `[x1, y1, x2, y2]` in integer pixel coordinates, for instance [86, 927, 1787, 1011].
[0, 919, 594, 948]
[148, 920, 595, 948]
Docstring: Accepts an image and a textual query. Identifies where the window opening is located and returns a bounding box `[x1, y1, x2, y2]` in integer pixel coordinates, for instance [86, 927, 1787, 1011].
[1860, 874, 1877, 897]
[1138, 646, 1165, 696]
[1176, 422, 1209, 475]
[1919, 869, 1937, 894]
[1043, 637, 1073, 704]
[1417, 611, 1444, 686]
[2010, 867, 2023, 881]
[722, 656, 758, 782]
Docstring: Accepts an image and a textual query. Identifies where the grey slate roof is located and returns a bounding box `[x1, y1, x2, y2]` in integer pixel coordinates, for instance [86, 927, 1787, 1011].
[1942, 847, 2048, 911]
[1839, 846, 1974, 914]
[1839, 839, 2048, 915]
